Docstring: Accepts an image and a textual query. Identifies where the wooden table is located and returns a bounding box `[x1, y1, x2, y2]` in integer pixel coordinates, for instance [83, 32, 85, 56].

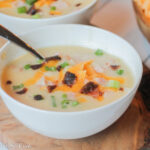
[0, 38, 149, 150]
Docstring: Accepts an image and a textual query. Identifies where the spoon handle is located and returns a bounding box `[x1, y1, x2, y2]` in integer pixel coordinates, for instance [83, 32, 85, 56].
[0, 25, 44, 60]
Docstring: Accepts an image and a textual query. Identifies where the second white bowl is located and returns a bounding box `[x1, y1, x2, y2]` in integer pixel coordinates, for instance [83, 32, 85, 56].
[0, 0, 97, 35]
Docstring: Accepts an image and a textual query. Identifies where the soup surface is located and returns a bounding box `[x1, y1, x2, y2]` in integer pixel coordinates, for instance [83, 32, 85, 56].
[0, 0, 93, 19]
[1, 46, 134, 112]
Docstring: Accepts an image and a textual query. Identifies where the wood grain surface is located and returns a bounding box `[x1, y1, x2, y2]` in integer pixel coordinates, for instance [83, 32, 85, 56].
[0, 38, 149, 150]
[0, 38, 6, 47]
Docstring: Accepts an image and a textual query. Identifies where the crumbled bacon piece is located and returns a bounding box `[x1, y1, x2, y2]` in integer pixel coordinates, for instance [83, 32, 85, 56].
[119, 87, 124, 91]
[89, 88, 100, 98]
[47, 85, 57, 93]
[89, 89, 104, 98]
[16, 88, 28, 95]
[63, 71, 77, 87]
[45, 55, 61, 62]
[76, 3, 81, 7]
[80, 82, 98, 94]
[99, 91, 104, 96]
[34, 95, 44, 100]
[30, 64, 43, 70]
[56, 65, 62, 71]
[27, 5, 39, 15]
[6, 80, 12, 85]
[110, 65, 120, 70]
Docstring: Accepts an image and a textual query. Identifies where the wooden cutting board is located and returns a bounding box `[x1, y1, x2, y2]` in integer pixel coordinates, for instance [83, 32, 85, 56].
[0, 38, 149, 150]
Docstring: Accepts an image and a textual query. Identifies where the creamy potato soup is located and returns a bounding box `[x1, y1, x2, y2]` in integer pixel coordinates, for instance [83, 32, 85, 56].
[1, 46, 134, 112]
[0, 0, 93, 19]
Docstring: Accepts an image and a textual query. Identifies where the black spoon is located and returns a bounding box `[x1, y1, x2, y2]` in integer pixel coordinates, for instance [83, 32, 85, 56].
[0, 24, 44, 60]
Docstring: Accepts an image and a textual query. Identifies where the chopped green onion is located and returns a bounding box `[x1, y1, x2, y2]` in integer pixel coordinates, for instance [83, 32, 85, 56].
[60, 62, 69, 68]
[26, 0, 37, 5]
[95, 49, 104, 56]
[32, 14, 41, 19]
[72, 101, 79, 107]
[50, 67, 56, 71]
[13, 84, 24, 90]
[116, 69, 124, 75]
[61, 100, 70, 109]
[51, 96, 57, 107]
[45, 66, 49, 71]
[108, 80, 120, 89]
[50, 6, 56, 11]
[17, 6, 27, 14]
[24, 64, 31, 70]
[62, 93, 67, 99]
[37, 59, 44, 64]
[45, 66, 57, 71]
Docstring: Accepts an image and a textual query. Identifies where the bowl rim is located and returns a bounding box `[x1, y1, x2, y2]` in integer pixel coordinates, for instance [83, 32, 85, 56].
[0, 0, 97, 22]
[0, 24, 143, 115]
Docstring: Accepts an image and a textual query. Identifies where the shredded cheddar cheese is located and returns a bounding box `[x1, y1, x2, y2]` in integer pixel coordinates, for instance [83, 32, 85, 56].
[35, 0, 56, 8]
[50, 11, 62, 15]
[0, 0, 15, 8]
[23, 58, 125, 102]
[24, 71, 44, 86]
[77, 97, 87, 103]
[0, 0, 56, 8]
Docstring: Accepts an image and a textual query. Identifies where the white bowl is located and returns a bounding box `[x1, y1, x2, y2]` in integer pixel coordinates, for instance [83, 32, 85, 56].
[0, 0, 97, 35]
[0, 24, 143, 139]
